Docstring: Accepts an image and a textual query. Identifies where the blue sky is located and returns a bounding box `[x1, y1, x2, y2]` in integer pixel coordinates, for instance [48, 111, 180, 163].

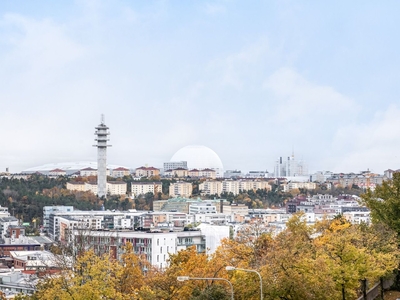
[1, 0, 400, 174]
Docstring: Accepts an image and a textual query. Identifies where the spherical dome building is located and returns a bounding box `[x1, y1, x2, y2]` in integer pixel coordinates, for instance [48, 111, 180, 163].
[170, 145, 223, 177]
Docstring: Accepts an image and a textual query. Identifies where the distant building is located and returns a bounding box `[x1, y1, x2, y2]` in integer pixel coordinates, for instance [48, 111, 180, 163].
[164, 168, 189, 178]
[107, 181, 128, 196]
[0, 217, 19, 238]
[199, 180, 223, 196]
[245, 171, 267, 178]
[169, 182, 193, 198]
[131, 182, 162, 197]
[80, 167, 98, 177]
[188, 169, 216, 179]
[48, 168, 66, 177]
[163, 161, 187, 172]
[111, 167, 130, 178]
[135, 166, 160, 178]
[66, 181, 127, 196]
[282, 182, 317, 192]
[224, 170, 242, 178]
[43, 206, 74, 233]
[274, 153, 308, 177]
[384, 169, 400, 180]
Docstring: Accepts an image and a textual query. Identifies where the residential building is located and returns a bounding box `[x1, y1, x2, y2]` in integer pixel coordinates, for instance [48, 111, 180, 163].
[169, 182, 193, 197]
[135, 166, 160, 178]
[282, 181, 317, 192]
[224, 170, 242, 179]
[66, 182, 86, 192]
[131, 182, 162, 197]
[0, 217, 19, 239]
[66, 181, 127, 196]
[80, 167, 97, 177]
[43, 206, 74, 233]
[111, 167, 130, 178]
[107, 181, 127, 196]
[48, 168, 66, 177]
[199, 180, 223, 196]
[163, 161, 187, 173]
[164, 168, 188, 178]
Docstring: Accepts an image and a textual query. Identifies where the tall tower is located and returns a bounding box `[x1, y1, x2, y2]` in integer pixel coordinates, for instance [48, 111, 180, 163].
[94, 115, 111, 198]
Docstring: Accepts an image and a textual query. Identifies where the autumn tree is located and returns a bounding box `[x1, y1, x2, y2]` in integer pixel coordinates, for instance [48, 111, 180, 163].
[361, 172, 400, 289]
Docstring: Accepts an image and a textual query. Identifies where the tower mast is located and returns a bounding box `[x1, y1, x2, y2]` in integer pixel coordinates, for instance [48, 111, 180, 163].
[94, 114, 111, 198]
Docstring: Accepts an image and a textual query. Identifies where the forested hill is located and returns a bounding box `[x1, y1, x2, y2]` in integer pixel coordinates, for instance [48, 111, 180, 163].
[0, 174, 99, 224]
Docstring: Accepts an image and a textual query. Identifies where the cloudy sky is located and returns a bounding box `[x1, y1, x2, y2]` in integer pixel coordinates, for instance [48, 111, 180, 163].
[1, 1, 399, 174]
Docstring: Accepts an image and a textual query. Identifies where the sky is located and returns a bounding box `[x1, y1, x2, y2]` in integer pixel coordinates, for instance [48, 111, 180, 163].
[1, 0, 400, 174]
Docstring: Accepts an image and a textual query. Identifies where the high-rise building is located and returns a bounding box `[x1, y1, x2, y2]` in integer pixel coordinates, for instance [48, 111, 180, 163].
[94, 115, 111, 198]
[274, 153, 308, 177]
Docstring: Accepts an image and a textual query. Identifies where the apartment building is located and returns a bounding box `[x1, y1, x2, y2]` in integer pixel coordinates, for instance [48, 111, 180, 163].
[282, 181, 317, 192]
[111, 167, 130, 178]
[164, 168, 188, 178]
[80, 167, 97, 177]
[169, 182, 193, 197]
[135, 166, 160, 178]
[131, 182, 162, 197]
[199, 180, 223, 196]
[66, 181, 127, 196]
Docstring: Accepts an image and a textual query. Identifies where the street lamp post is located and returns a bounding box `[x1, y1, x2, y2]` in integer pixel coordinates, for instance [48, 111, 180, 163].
[177, 276, 234, 300]
[226, 266, 263, 300]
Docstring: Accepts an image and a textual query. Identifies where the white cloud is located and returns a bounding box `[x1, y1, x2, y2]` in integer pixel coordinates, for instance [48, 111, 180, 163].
[1, 14, 86, 70]
[264, 68, 358, 122]
[332, 105, 400, 173]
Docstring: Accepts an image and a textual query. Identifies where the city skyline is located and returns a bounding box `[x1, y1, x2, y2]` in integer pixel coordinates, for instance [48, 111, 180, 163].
[1, 1, 400, 174]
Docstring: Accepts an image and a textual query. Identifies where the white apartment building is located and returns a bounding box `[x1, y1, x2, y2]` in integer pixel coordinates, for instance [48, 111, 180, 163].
[282, 182, 317, 192]
[107, 181, 127, 195]
[220, 180, 271, 195]
[343, 211, 371, 224]
[163, 161, 188, 172]
[222, 180, 240, 195]
[131, 182, 162, 197]
[188, 213, 231, 225]
[135, 167, 160, 178]
[43, 206, 74, 232]
[66, 181, 127, 196]
[48, 168, 66, 177]
[79, 168, 111, 177]
[222, 204, 249, 216]
[73, 225, 227, 266]
[0, 217, 19, 239]
[80, 167, 98, 177]
[189, 202, 217, 214]
[169, 182, 193, 197]
[111, 167, 130, 178]
[199, 180, 223, 196]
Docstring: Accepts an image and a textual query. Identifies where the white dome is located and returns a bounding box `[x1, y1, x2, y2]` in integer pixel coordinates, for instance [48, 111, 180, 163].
[170, 145, 223, 172]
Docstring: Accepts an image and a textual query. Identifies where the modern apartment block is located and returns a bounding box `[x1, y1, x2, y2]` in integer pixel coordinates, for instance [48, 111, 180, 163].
[135, 166, 160, 178]
[131, 182, 162, 197]
[66, 181, 127, 196]
[169, 182, 193, 197]
[199, 180, 271, 196]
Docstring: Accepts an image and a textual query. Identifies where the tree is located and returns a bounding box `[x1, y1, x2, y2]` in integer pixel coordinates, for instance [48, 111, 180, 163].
[361, 173, 400, 236]
[361, 172, 400, 289]
[24, 242, 148, 300]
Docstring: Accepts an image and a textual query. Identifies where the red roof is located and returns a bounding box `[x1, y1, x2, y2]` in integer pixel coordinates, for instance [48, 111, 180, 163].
[136, 166, 159, 171]
[113, 167, 129, 171]
[49, 168, 65, 172]
[81, 167, 96, 171]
